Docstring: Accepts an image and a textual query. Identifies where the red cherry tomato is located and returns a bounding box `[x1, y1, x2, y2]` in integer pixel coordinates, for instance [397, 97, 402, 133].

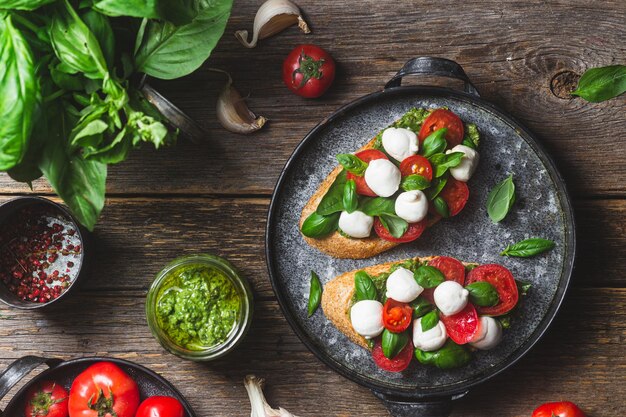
[438, 178, 469, 216]
[374, 218, 427, 243]
[466, 264, 519, 316]
[439, 304, 480, 345]
[421, 256, 466, 303]
[399, 155, 433, 181]
[372, 339, 413, 372]
[346, 149, 388, 196]
[532, 401, 586, 417]
[68, 362, 139, 417]
[382, 299, 413, 333]
[418, 109, 465, 147]
[135, 397, 184, 417]
[282, 44, 335, 98]
[24, 381, 68, 417]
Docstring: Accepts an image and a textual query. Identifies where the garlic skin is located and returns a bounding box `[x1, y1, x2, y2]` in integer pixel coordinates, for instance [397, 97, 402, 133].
[244, 375, 301, 417]
[235, 0, 311, 48]
[216, 73, 267, 134]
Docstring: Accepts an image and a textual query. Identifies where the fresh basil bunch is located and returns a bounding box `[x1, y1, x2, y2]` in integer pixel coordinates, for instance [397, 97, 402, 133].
[0, 0, 233, 230]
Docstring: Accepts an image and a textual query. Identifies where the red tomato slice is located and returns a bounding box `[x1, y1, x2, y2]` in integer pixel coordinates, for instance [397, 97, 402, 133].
[466, 264, 519, 316]
[421, 256, 466, 303]
[399, 155, 433, 181]
[439, 178, 469, 216]
[532, 401, 586, 417]
[374, 218, 427, 243]
[346, 149, 388, 196]
[418, 109, 465, 147]
[440, 304, 480, 345]
[382, 299, 413, 333]
[372, 339, 413, 372]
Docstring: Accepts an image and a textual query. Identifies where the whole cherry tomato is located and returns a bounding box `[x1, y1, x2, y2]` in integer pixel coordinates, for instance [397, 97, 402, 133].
[282, 44, 335, 98]
[135, 396, 184, 417]
[24, 381, 68, 417]
[531, 401, 586, 417]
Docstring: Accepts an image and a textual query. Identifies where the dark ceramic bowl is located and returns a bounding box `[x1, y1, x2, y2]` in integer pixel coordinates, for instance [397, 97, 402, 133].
[0, 196, 88, 310]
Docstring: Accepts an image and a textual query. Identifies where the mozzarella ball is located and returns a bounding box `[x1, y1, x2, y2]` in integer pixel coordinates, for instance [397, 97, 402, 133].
[382, 127, 419, 161]
[470, 316, 503, 350]
[350, 300, 384, 339]
[364, 159, 401, 197]
[433, 281, 469, 316]
[395, 191, 429, 223]
[446, 144, 479, 182]
[338, 210, 374, 238]
[413, 318, 447, 351]
[385, 267, 424, 303]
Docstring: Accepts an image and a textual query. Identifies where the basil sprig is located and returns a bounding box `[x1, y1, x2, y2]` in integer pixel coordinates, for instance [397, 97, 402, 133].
[343, 179, 358, 213]
[401, 174, 431, 191]
[301, 212, 340, 238]
[420, 310, 439, 332]
[316, 170, 348, 216]
[337, 154, 368, 176]
[462, 124, 480, 149]
[432, 196, 450, 218]
[486, 174, 516, 222]
[500, 238, 555, 257]
[381, 329, 409, 359]
[429, 152, 464, 178]
[414, 266, 446, 288]
[379, 213, 408, 238]
[355, 271, 378, 301]
[410, 297, 434, 318]
[426, 175, 448, 200]
[307, 271, 323, 317]
[571, 65, 626, 103]
[465, 282, 499, 307]
[359, 197, 395, 216]
[422, 128, 448, 157]
[414, 340, 471, 369]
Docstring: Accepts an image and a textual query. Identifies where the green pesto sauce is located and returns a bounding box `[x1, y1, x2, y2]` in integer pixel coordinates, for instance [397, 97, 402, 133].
[156, 264, 241, 350]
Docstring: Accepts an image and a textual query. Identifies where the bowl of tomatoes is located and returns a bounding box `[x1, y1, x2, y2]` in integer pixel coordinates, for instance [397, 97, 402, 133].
[0, 356, 196, 417]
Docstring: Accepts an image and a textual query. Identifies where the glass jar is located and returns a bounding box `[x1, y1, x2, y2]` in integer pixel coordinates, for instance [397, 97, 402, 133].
[146, 254, 253, 361]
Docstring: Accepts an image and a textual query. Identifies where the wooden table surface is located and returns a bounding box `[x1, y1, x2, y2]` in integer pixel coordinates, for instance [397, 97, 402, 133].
[1, 1, 625, 416]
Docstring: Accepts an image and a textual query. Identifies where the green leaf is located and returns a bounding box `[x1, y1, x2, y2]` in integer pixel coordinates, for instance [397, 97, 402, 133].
[359, 196, 395, 216]
[0, 0, 55, 10]
[134, 0, 233, 80]
[336, 153, 368, 176]
[486, 174, 516, 222]
[381, 329, 408, 359]
[343, 179, 358, 214]
[429, 151, 464, 178]
[571, 65, 626, 103]
[71, 119, 108, 148]
[92, 0, 198, 26]
[421, 128, 448, 157]
[401, 174, 430, 191]
[420, 310, 439, 332]
[462, 123, 480, 149]
[316, 170, 347, 216]
[500, 238, 556, 258]
[465, 282, 500, 307]
[301, 211, 340, 238]
[414, 340, 471, 369]
[410, 297, 433, 319]
[0, 14, 37, 171]
[307, 271, 322, 317]
[378, 213, 408, 238]
[355, 271, 377, 302]
[83, 128, 132, 164]
[414, 266, 445, 289]
[81, 9, 115, 70]
[426, 175, 448, 200]
[432, 196, 449, 218]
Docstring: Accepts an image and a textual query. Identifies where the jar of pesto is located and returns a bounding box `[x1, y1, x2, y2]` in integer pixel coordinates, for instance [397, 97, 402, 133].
[146, 254, 253, 361]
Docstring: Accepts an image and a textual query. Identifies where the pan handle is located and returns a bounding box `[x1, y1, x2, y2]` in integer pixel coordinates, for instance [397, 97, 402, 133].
[373, 391, 467, 417]
[0, 356, 63, 407]
[384, 57, 480, 97]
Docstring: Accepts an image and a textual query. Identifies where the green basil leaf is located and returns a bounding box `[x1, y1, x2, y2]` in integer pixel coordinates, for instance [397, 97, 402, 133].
[410, 297, 433, 319]
[379, 213, 408, 238]
[316, 170, 347, 215]
[426, 175, 448, 200]
[420, 310, 439, 332]
[571, 65, 626, 103]
[401, 174, 431, 191]
[432, 196, 450, 218]
[80, 9, 115, 71]
[336, 153, 368, 176]
[381, 329, 408, 359]
[414, 266, 445, 288]
[516, 279, 532, 296]
[343, 179, 358, 214]
[500, 237, 555, 257]
[465, 282, 500, 307]
[429, 151, 464, 178]
[301, 211, 340, 238]
[486, 174, 516, 222]
[421, 128, 448, 158]
[462, 123, 480, 149]
[93, 0, 198, 26]
[359, 196, 395, 216]
[0, 0, 55, 10]
[307, 271, 323, 317]
[415, 340, 471, 369]
[355, 271, 377, 302]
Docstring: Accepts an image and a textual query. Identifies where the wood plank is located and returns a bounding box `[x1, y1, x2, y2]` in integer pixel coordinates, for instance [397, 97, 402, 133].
[0, 288, 624, 416]
[0, 0, 624, 197]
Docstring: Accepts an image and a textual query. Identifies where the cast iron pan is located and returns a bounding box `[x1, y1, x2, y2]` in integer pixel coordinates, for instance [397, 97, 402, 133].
[266, 57, 576, 416]
[0, 356, 197, 417]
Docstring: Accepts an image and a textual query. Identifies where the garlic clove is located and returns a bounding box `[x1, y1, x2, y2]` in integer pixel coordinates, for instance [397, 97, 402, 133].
[245, 375, 301, 417]
[235, 0, 311, 48]
[215, 72, 267, 134]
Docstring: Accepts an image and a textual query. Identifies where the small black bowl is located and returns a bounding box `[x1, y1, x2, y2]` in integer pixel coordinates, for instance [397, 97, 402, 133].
[0, 196, 88, 309]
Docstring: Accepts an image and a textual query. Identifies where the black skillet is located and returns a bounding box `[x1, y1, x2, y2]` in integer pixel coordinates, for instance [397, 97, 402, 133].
[266, 57, 576, 416]
[0, 356, 197, 416]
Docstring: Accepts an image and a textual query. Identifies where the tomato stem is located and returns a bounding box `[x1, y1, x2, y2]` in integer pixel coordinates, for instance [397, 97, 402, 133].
[292, 50, 325, 89]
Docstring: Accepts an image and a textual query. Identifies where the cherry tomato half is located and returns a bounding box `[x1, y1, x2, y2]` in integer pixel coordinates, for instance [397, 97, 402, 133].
[135, 396, 185, 417]
[372, 339, 413, 372]
[466, 264, 519, 316]
[421, 256, 466, 304]
[438, 178, 469, 216]
[346, 149, 388, 196]
[373, 218, 427, 243]
[439, 303, 480, 345]
[382, 299, 413, 333]
[399, 155, 433, 181]
[282, 44, 336, 98]
[24, 381, 68, 417]
[418, 109, 465, 147]
[532, 401, 586, 417]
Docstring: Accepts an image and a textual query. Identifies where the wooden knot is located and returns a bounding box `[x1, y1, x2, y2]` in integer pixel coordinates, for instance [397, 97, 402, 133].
[550, 71, 580, 99]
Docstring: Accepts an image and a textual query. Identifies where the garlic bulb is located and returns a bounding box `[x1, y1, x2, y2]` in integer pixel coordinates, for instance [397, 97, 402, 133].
[235, 0, 311, 48]
[245, 375, 301, 417]
[215, 71, 267, 134]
